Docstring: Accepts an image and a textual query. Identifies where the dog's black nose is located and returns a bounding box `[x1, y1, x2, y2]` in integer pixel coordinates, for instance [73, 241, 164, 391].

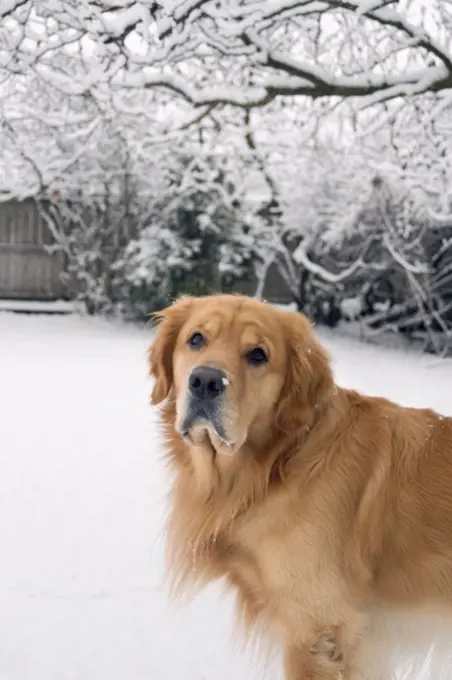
[189, 366, 227, 401]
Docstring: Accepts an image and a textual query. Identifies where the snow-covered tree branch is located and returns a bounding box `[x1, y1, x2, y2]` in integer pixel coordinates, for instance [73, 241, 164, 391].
[2, 1, 451, 112]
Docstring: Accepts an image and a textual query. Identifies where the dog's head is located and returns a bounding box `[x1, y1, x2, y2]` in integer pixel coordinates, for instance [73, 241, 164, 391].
[149, 294, 333, 456]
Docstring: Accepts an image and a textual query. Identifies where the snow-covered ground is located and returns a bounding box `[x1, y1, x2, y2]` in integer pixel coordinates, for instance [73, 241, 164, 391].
[1, 311, 452, 680]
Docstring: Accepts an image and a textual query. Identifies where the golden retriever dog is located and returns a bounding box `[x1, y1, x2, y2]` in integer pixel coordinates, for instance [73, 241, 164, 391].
[148, 293, 452, 680]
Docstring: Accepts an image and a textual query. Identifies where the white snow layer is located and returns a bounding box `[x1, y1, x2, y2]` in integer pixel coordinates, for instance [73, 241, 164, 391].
[1, 311, 452, 680]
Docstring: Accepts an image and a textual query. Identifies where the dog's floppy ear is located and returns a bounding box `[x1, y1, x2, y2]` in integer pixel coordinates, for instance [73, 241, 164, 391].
[148, 297, 194, 405]
[276, 310, 334, 431]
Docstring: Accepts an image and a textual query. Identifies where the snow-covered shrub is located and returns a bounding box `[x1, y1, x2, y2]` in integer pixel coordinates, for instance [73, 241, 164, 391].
[117, 182, 256, 321]
[288, 162, 452, 351]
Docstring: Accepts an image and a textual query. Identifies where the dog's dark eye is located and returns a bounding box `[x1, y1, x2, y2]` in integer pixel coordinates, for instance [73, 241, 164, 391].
[246, 347, 268, 366]
[187, 332, 205, 349]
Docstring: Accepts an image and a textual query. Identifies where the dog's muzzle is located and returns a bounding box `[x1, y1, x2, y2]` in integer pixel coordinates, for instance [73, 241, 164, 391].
[179, 365, 230, 441]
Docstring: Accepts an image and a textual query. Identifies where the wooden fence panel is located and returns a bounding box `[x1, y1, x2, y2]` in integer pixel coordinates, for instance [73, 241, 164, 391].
[0, 199, 67, 300]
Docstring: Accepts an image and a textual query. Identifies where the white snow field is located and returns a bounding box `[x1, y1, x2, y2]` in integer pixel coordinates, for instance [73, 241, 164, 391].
[2, 311, 452, 680]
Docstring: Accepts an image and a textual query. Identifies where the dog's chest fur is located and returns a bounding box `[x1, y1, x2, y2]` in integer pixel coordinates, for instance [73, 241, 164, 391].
[212, 489, 353, 643]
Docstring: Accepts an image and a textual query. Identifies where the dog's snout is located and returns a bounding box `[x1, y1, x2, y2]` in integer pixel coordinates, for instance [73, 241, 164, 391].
[189, 366, 227, 401]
